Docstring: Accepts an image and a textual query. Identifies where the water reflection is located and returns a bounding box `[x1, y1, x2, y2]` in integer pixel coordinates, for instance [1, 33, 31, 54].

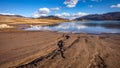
[25, 21, 120, 34]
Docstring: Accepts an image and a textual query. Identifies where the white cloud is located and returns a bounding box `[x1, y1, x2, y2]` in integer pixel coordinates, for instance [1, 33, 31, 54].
[54, 14, 61, 17]
[55, 12, 70, 19]
[0, 13, 26, 17]
[55, 12, 88, 19]
[73, 12, 88, 17]
[64, 0, 79, 8]
[111, 4, 120, 8]
[33, 8, 50, 17]
[61, 12, 71, 17]
[55, 12, 70, 17]
[0, 13, 15, 15]
[51, 7, 60, 11]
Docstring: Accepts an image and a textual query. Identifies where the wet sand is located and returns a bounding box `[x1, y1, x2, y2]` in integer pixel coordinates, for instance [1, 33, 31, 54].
[0, 30, 120, 68]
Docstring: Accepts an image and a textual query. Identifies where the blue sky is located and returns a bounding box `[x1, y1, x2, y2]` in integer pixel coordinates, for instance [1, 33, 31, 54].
[0, 0, 120, 18]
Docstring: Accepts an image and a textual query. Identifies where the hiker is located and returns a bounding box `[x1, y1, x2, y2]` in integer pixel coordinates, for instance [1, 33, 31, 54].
[65, 34, 70, 39]
[57, 40, 65, 58]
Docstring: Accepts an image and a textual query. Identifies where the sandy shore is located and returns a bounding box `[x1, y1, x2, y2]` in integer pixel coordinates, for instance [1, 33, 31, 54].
[0, 30, 120, 68]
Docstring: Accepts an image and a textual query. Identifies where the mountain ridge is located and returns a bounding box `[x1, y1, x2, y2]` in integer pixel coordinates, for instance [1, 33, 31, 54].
[74, 12, 120, 21]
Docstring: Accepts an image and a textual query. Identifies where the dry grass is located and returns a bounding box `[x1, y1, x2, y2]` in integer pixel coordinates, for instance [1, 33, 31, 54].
[0, 16, 69, 25]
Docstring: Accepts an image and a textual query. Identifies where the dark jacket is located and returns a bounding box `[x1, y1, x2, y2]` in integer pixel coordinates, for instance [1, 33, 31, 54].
[58, 40, 64, 48]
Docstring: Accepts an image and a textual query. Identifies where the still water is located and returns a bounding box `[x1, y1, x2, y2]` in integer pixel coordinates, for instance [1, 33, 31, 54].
[25, 21, 120, 34]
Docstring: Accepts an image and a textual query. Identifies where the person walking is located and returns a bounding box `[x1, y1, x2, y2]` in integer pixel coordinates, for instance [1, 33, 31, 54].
[57, 40, 65, 58]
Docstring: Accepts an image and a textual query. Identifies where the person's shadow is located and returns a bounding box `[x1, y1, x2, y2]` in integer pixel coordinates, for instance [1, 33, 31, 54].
[59, 48, 65, 58]
[51, 48, 65, 59]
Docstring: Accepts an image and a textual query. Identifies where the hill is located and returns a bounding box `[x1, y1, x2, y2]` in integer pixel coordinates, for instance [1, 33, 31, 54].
[0, 14, 69, 25]
[75, 12, 120, 21]
[0, 14, 24, 18]
[38, 15, 68, 20]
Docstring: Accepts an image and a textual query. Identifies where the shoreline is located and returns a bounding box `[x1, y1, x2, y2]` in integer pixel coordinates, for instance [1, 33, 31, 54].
[0, 28, 120, 35]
